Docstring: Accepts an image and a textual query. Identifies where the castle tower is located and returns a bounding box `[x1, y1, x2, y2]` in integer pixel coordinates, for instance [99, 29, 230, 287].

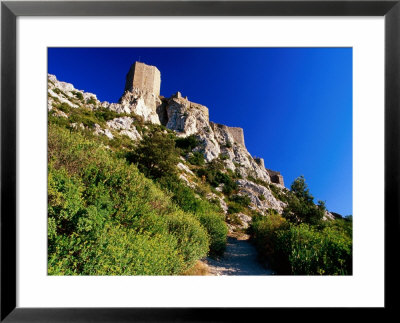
[124, 61, 161, 96]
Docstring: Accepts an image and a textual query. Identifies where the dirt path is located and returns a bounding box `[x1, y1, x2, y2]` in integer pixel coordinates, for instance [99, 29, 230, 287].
[205, 235, 275, 276]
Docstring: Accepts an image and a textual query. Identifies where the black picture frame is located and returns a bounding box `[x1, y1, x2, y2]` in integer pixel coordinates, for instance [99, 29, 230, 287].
[1, 0, 399, 321]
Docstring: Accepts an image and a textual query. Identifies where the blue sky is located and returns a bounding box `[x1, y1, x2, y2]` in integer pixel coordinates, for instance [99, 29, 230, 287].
[48, 48, 352, 216]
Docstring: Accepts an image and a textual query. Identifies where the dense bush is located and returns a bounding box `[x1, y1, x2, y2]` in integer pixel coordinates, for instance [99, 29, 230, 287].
[126, 129, 180, 180]
[175, 135, 199, 152]
[48, 125, 210, 275]
[68, 107, 101, 128]
[197, 162, 238, 196]
[275, 223, 352, 275]
[227, 202, 243, 215]
[230, 194, 251, 208]
[93, 107, 129, 123]
[158, 175, 228, 256]
[188, 151, 205, 166]
[250, 213, 352, 275]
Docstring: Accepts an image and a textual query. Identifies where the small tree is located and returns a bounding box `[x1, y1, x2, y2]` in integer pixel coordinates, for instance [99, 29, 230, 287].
[283, 176, 324, 225]
[129, 129, 180, 179]
[290, 175, 313, 203]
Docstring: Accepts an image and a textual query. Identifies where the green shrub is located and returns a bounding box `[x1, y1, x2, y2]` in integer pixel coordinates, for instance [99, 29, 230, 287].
[230, 194, 251, 207]
[196, 163, 238, 196]
[47, 124, 210, 275]
[219, 153, 229, 161]
[53, 88, 63, 95]
[250, 214, 352, 275]
[275, 223, 352, 275]
[48, 112, 70, 128]
[165, 210, 210, 268]
[57, 102, 72, 114]
[227, 202, 242, 214]
[126, 129, 180, 180]
[68, 107, 100, 128]
[93, 107, 129, 123]
[158, 175, 227, 256]
[250, 213, 289, 268]
[282, 176, 325, 225]
[175, 135, 199, 152]
[86, 97, 97, 105]
[188, 151, 205, 166]
[72, 91, 84, 101]
[197, 211, 227, 256]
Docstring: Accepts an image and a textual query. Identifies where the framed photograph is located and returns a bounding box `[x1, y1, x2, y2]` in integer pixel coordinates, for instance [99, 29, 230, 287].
[1, 0, 398, 321]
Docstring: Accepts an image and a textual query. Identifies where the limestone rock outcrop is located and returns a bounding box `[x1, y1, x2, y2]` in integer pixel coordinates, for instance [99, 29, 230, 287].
[48, 73, 98, 110]
[106, 117, 142, 141]
[236, 179, 285, 214]
[48, 61, 290, 220]
[119, 89, 162, 124]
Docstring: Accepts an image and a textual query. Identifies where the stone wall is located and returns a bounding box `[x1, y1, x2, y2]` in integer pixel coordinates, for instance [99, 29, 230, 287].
[124, 62, 161, 95]
[209, 123, 245, 147]
[266, 169, 285, 186]
[227, 126, 245, 147]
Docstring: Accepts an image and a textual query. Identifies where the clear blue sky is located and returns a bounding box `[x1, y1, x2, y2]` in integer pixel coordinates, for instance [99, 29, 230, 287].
[48, 48, 352, 216]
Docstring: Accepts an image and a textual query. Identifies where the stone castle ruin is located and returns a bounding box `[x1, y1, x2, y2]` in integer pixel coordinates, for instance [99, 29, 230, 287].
[254, 158, 284, 186]
[266, 169, 285, 186]
[124, 61, 161, 95]
[120, 61, 284, 186]
[210, 122, 245, 147]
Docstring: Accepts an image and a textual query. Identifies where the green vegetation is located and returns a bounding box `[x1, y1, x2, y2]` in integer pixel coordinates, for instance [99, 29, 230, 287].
[282, 176, 325, 225]
[86, 97, 97, 105]
[126, 129, 180, 180]
[71, 91, 84, 101]
[226, 194, 252, 215]
[48, 88, 351, 276]
[48, 125, 213, 275]
[196, 160, 238, 196]
[157, 175, 227, 256]
[175, 134, 199, 153]
[219, 153, 229, 161]
[188, 151, 205, 166]
[48, 95, 228, 275]
[250, 177, 352, 275]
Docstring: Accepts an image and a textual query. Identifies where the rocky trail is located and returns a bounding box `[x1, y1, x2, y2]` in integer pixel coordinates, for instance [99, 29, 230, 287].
[205, 235, 275, 276]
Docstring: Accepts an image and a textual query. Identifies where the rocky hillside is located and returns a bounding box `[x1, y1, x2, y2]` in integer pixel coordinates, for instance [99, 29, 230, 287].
[48, 66, 334, 232]
[47, 61, 351, 277]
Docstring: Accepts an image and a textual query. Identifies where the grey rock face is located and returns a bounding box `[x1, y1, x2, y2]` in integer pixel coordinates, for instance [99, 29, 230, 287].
[106, 116, 135, 130]
[162, 96, 273, 185]
[106, 117, 142, 141]
[236, 179, 285, 214]
[324, 211, 336, 221]
[48, 74, 99, 109]
[93, 124, 113, 139]
[206, 192, 228, 214]
[236, 213, 252, 229]
[164, 97, 221, 162]
[119, 89, 162, 124]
